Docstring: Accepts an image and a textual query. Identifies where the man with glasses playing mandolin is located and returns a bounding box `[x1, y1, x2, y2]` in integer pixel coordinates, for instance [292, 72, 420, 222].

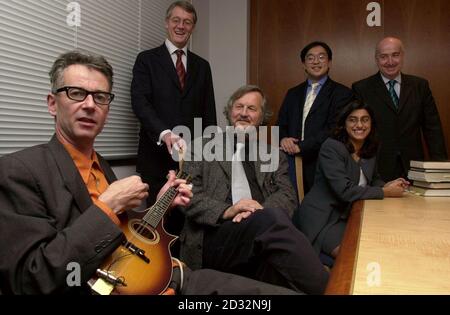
[0, 50, 297, 295]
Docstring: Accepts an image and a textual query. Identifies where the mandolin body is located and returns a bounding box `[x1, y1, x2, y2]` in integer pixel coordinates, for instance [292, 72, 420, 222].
[99, 210, 177, 295]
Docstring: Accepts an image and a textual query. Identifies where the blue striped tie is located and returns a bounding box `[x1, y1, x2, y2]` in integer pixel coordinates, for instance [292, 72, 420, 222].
[388, 80, 399, 108]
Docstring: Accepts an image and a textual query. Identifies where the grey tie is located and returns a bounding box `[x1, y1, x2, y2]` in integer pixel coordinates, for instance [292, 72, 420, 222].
[301, 82, 319, 140]
[231, 142, 252, 203]
[388, 80, 399, 108]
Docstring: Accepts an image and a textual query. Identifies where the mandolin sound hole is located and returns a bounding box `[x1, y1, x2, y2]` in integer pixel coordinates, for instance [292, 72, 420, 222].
[132, 222, 157, 241]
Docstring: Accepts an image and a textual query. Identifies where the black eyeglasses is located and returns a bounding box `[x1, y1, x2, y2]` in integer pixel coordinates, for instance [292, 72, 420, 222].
[53, 86, 114, 106]
[305, 53, 328, 64]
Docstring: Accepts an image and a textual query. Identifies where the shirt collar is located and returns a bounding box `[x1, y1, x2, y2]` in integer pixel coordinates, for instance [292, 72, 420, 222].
[307, 75, 328, 87]
[58, 137, 102, 184]
[165, 38, 188, 56]
[380, 72, 402, 85]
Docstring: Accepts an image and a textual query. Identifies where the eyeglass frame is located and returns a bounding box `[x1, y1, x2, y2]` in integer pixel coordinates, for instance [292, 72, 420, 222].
[168, 17, 194, 28]
[53, 86, 115, 106]
[305, 53, 329, 64]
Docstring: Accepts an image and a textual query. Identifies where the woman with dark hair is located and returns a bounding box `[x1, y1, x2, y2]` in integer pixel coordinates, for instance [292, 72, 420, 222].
[295, 100, 409, 261]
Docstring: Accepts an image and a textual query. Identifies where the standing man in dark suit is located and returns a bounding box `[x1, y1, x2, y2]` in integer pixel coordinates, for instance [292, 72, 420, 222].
[131, 1, 217, 206]
[277, 41, 353, 195]
[352, 36, 447, 181]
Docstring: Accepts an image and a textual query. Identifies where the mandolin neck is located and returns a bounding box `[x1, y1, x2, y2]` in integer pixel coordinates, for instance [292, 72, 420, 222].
[142, 186, 178, 229]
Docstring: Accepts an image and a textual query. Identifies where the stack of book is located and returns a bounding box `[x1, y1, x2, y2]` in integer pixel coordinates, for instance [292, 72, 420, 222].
[408, 161, 450, 196]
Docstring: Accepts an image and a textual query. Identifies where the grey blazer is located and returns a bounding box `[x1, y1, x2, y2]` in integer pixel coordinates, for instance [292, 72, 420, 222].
[0, 135, 123, 294]
[296, 138, 385, 253]
[180, 136, 297, 269]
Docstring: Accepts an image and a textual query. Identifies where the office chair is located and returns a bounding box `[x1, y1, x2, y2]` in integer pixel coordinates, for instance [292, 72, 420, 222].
[294, 155, 305, 202]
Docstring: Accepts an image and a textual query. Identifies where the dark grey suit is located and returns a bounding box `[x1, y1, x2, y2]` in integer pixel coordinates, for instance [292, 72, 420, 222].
[180, 135, 329, 294]
[352, 73, 447, 181]
[0, 135, 123, 294]
[297, 138, 385, 254]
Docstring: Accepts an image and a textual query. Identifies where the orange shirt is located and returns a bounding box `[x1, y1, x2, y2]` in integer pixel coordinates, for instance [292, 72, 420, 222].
[61, 140, 120, 226]
[59, 138, 176, 295]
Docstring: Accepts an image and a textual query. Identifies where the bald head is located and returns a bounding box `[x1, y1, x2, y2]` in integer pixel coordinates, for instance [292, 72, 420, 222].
[375, 37, 405, 80]
[376, 37, 404, 55]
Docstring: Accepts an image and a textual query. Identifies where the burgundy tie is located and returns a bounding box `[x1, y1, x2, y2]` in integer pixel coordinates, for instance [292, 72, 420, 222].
[175, 50, 185, 90]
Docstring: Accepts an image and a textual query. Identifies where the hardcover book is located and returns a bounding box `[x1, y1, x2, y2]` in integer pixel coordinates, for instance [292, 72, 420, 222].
[410, 160, 450, 170]
[413, 181, 450, 189]
[408, 170, 450, 182]
[409, 185, 450, 197]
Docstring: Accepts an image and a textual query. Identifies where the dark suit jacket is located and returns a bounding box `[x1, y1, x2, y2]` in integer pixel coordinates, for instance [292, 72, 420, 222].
[131, 44, 217, 181]
[277, 77, 353, 193]
[180, 135, 297, 269]
[296, 138, 385, 253]
[0, 135, 123, 294]
[352, 72, 448, 181]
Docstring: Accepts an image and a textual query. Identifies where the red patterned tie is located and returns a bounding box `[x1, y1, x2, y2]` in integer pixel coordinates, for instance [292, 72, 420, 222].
[175, 50, 185, 90]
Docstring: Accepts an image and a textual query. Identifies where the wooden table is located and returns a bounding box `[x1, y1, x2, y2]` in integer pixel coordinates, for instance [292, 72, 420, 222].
[326, 193, 450, 294]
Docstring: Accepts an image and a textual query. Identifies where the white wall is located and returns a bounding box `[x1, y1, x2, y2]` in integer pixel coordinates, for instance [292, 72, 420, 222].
[192, 0, 249, 128]
[112, 165, 139, 180]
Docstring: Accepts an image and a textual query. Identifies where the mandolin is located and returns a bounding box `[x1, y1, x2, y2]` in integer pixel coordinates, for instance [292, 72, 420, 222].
[91, 170, 191, 295]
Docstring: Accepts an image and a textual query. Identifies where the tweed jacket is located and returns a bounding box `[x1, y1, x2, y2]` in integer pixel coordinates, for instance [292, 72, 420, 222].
[179, 135, 297, 269]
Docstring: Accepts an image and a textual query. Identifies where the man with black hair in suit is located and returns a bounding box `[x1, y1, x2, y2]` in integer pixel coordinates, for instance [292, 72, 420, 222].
[278, 41, 353, 195]
[352, 36, 447, 181]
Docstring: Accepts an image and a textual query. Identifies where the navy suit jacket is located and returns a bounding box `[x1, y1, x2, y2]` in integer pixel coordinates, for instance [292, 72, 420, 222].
[131, 44, 217, 180]
[277, 77, 353, 193]
[353, 73, 447, 181]
[0, 135, 123, 294]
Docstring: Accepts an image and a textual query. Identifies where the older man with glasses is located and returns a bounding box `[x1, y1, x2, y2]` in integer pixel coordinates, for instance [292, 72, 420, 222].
[131, 0, 217, 211]
[0, 50, 299, 296]
[130, 2, 217, 256]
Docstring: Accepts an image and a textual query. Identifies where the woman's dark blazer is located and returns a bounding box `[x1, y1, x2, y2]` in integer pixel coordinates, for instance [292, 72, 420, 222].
[296, 138, 385, 253]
